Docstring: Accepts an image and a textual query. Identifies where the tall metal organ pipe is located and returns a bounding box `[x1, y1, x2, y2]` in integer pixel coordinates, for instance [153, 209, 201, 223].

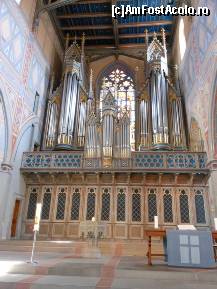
[170, 97, 186, 149]
[139, 97, 151, 149]
[44, 99, 58, 149]
[57, 72, 79, 149]
[150, 70, 169, 149]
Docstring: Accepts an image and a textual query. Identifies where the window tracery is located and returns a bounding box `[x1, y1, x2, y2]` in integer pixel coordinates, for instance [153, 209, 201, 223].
[100, 66, 135, 150]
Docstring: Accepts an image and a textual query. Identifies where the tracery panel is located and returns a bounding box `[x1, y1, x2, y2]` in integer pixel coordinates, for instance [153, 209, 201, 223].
[101, 188, 111, 221]
[195, 190, 206, 224]
[148, 188, 157, 222]
[86, 188, 96, 220]
[132, 188, 141, 222]
[163, 189, 173, 223]
[27, 187, 38, 220]
[117, 188, 126, 222]
[71, 188, 81, 221]
[41, 187, 52, 220]
[179, 190, 190, 223]
[56, 188, 67, 220]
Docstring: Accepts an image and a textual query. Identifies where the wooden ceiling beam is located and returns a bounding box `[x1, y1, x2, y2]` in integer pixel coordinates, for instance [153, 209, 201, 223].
[65, 31, 170, 40]
[61, 25, 113, 30]
[57, 12, 111, 18]
[66, 35, 114, 40]
[61, 20, 172, 31]
[118, 20, 173, 28]
[111, 0, 119, 49]
[86, 35, 171, 49]
[119, 32, 170, 39]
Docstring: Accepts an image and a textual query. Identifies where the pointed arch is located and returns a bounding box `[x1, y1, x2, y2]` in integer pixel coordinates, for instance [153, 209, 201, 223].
[0, 78, 13, 165]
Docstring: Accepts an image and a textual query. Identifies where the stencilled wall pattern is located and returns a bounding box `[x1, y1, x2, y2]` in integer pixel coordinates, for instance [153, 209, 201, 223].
[178, 0, 217, 220]
[0, 0, 49, 161]
[179, 0, 217, 159]
[0, 0, 62, 239]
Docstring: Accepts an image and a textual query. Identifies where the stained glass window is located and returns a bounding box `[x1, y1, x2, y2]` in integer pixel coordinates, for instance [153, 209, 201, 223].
[195, 190, 206, 224]
[100, 67, 135, 150]
[179, 190, 190, 223]
[148, 189, 157, 222]
[56, 189, 66, 220]
[132, 189, 141, 222]
[86, 189, 96, 220]
[163, 190, 173, 223]
[71, 189, 81, 221]
[41, 188, 52, 220]
[101, 188, 110, 221]
[27, 189, 37, 219]
[117, 189, 126, 221]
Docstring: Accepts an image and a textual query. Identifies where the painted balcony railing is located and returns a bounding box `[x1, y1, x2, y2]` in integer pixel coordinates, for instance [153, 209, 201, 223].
[21, 151, 208, 172]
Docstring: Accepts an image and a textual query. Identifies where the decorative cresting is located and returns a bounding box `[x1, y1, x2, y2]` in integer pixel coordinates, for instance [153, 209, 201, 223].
[102, 82, 117, 167]
[139, 29, 187, 150]
[53, 34, 88, 150]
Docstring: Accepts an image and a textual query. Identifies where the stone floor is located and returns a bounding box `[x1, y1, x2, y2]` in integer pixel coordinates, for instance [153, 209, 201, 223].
[0, 241, 216, 289]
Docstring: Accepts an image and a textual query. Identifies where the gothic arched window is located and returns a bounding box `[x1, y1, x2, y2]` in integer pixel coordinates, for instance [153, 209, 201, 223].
[100, 64, 135, 150]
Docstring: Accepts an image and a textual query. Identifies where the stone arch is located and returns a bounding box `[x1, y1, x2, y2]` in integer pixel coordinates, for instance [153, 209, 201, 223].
[0, 78, 13, 165]
[11, 116, 39, 162]
[189, 117, 204, 152]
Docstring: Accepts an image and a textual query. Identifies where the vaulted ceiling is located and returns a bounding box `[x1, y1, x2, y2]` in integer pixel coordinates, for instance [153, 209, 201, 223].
[38, 0, 176, 61]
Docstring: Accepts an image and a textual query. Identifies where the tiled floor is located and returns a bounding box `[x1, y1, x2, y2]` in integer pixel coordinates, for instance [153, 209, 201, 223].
[0, 242, 216, 289]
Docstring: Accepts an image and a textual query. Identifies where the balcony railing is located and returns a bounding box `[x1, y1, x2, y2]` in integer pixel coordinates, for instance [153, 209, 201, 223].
[21, 151, 208, 172]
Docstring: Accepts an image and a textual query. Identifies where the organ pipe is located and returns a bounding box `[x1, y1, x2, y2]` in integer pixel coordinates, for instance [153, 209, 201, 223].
[57, 72, 80, 149]
[139, 88, 151, 150]
[170, 95, 186, 149]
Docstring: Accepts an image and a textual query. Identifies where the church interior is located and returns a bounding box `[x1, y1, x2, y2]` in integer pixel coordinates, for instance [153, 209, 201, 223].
[1, 0, 217, 288]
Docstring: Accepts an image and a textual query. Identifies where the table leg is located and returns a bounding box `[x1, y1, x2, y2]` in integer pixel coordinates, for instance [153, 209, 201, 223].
[147, 236, 152, 265]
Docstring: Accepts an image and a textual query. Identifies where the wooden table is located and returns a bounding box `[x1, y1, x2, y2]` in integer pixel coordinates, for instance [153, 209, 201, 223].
[145, 229, 217, 265]
[212, 231, 217, 260]
[144, 229, 166, 265]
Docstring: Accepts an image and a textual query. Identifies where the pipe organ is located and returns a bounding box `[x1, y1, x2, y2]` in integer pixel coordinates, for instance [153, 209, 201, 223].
[43, 29, 188, 159]
[23, 30, 209, 241]
[138, 29, 187, 151]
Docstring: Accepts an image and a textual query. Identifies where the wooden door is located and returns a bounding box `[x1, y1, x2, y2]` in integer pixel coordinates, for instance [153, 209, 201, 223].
[11, 199, 21, 238]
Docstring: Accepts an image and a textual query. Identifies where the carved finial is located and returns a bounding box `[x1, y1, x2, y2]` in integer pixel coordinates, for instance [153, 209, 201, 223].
[102, 77, 107, 89]
[153, 31, 157, 39]
[161, 28, 166, 50]
[88, 69, 93, 99]
[66, 33, 70, 49]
